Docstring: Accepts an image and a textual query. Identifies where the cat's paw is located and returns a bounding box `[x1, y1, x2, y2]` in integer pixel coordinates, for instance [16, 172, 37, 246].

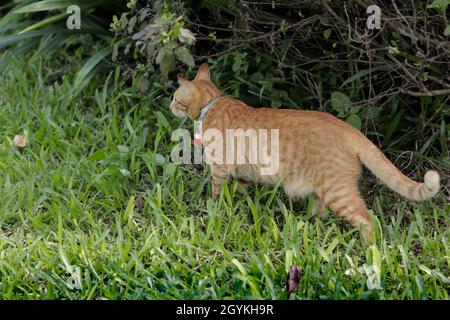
[312, 196, 327, 217]
[362, 225, 375, 245]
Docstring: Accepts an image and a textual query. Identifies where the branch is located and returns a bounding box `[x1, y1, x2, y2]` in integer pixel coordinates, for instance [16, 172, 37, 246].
[401, 88, 450, 97]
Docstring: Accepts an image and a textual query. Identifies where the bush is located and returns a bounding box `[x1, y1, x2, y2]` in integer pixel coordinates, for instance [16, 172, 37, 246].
[110, 0, 197, 78]
[178, 0, 449, 172]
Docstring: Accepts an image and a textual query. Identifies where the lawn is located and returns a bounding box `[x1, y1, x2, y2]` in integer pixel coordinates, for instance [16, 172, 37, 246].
[0, 55, 449, 300]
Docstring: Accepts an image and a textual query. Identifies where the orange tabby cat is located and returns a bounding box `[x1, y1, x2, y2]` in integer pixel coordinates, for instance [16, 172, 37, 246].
[170, 63, 440, 242]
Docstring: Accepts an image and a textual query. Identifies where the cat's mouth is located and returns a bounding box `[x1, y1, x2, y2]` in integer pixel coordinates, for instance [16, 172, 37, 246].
[170, 101, 188, 118]
[171, 108, 187, 118]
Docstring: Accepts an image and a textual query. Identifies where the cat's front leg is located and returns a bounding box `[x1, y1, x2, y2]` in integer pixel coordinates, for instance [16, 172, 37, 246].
[313, 195, 327, 217]
[236, 178, 250, 194]
[211, 165, 228, 200]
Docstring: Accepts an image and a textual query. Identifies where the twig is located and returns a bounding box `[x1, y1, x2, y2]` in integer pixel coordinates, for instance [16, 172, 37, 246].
[401, 88, 450, 97]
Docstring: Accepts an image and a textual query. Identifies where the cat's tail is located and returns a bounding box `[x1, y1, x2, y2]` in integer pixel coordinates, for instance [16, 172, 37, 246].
[354, 134, 440, 201]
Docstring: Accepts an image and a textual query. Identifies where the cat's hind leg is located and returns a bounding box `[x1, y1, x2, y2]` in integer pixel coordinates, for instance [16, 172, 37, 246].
[316, 182, 374, 243]
[312, 195, 327, 217]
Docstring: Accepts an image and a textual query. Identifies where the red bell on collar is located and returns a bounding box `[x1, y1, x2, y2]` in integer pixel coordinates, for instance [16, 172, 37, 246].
[194, 132, 202, 145]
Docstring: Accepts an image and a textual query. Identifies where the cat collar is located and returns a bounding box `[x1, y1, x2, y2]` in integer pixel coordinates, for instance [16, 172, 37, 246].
[194, 96, 222, 145]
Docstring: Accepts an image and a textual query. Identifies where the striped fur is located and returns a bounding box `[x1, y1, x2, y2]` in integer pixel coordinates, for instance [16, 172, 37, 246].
[170, 63, 441, 243]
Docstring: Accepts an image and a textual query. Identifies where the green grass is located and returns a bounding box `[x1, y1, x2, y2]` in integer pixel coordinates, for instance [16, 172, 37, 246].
[0, 54, 449, 300]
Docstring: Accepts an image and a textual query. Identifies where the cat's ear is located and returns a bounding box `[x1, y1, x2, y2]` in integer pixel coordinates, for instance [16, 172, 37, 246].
[177, 74, 192, 87]
[194, 63, 210, 81]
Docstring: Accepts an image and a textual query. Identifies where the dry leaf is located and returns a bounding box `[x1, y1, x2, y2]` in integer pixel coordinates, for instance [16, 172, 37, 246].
[178, 27, 196, 45]
[13, 134, 28, 148]
[134, 194, 145, 212]
[285, 264, 302, 294]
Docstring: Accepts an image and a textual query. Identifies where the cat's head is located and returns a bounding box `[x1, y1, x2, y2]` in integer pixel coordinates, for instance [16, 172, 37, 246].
[170, 63, 222, 119]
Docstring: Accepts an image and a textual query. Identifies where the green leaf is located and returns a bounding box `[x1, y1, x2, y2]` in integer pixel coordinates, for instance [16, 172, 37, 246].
[444, 24, 450, 36]
[123, 196, 134, 222]
[156, 47, 169, 65]
[61, 46, 111, 106]
[318, 247, 329, 262]
[439, 119, 448, 156]
[119, 168, 131, 177]
[0, 1, 33, 29]
[323, 28, 332, 39]
[165, 163, 176, 177]
[341, 66, 386, 87]
[427, 0, 450, 10]
[158, 50, 175, 76]
[419, 132, 437, 155]
[249, 72, 264, 82]
[232, 56, 242, 74]
[117, 145, 129, 153]
[0, 28, 71, 49]
[174, 46, 195, 68]
[156, 111, 171, 129]
[14, 0, 105, 13]
[370, 245, 382, 269]
[154, 153, 166, 166]
[73, 47, 111, 93]
[89, 149, 107, 161]
[326, 238, 340, 257]
[331, 91, 350, 116]
[349, 106, 360, 115]
[384, 110, 405, 143]
[18, 12, 68, 34]
[360, 105, 380, 120]
[285, 250, 293, 272]
[346, 114, 362, 130]
[15, 1, 73, 13]
[232, 258, 248, 275]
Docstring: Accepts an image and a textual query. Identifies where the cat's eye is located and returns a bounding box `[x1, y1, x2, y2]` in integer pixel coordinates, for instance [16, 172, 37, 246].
[174, 99, 188, 109]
